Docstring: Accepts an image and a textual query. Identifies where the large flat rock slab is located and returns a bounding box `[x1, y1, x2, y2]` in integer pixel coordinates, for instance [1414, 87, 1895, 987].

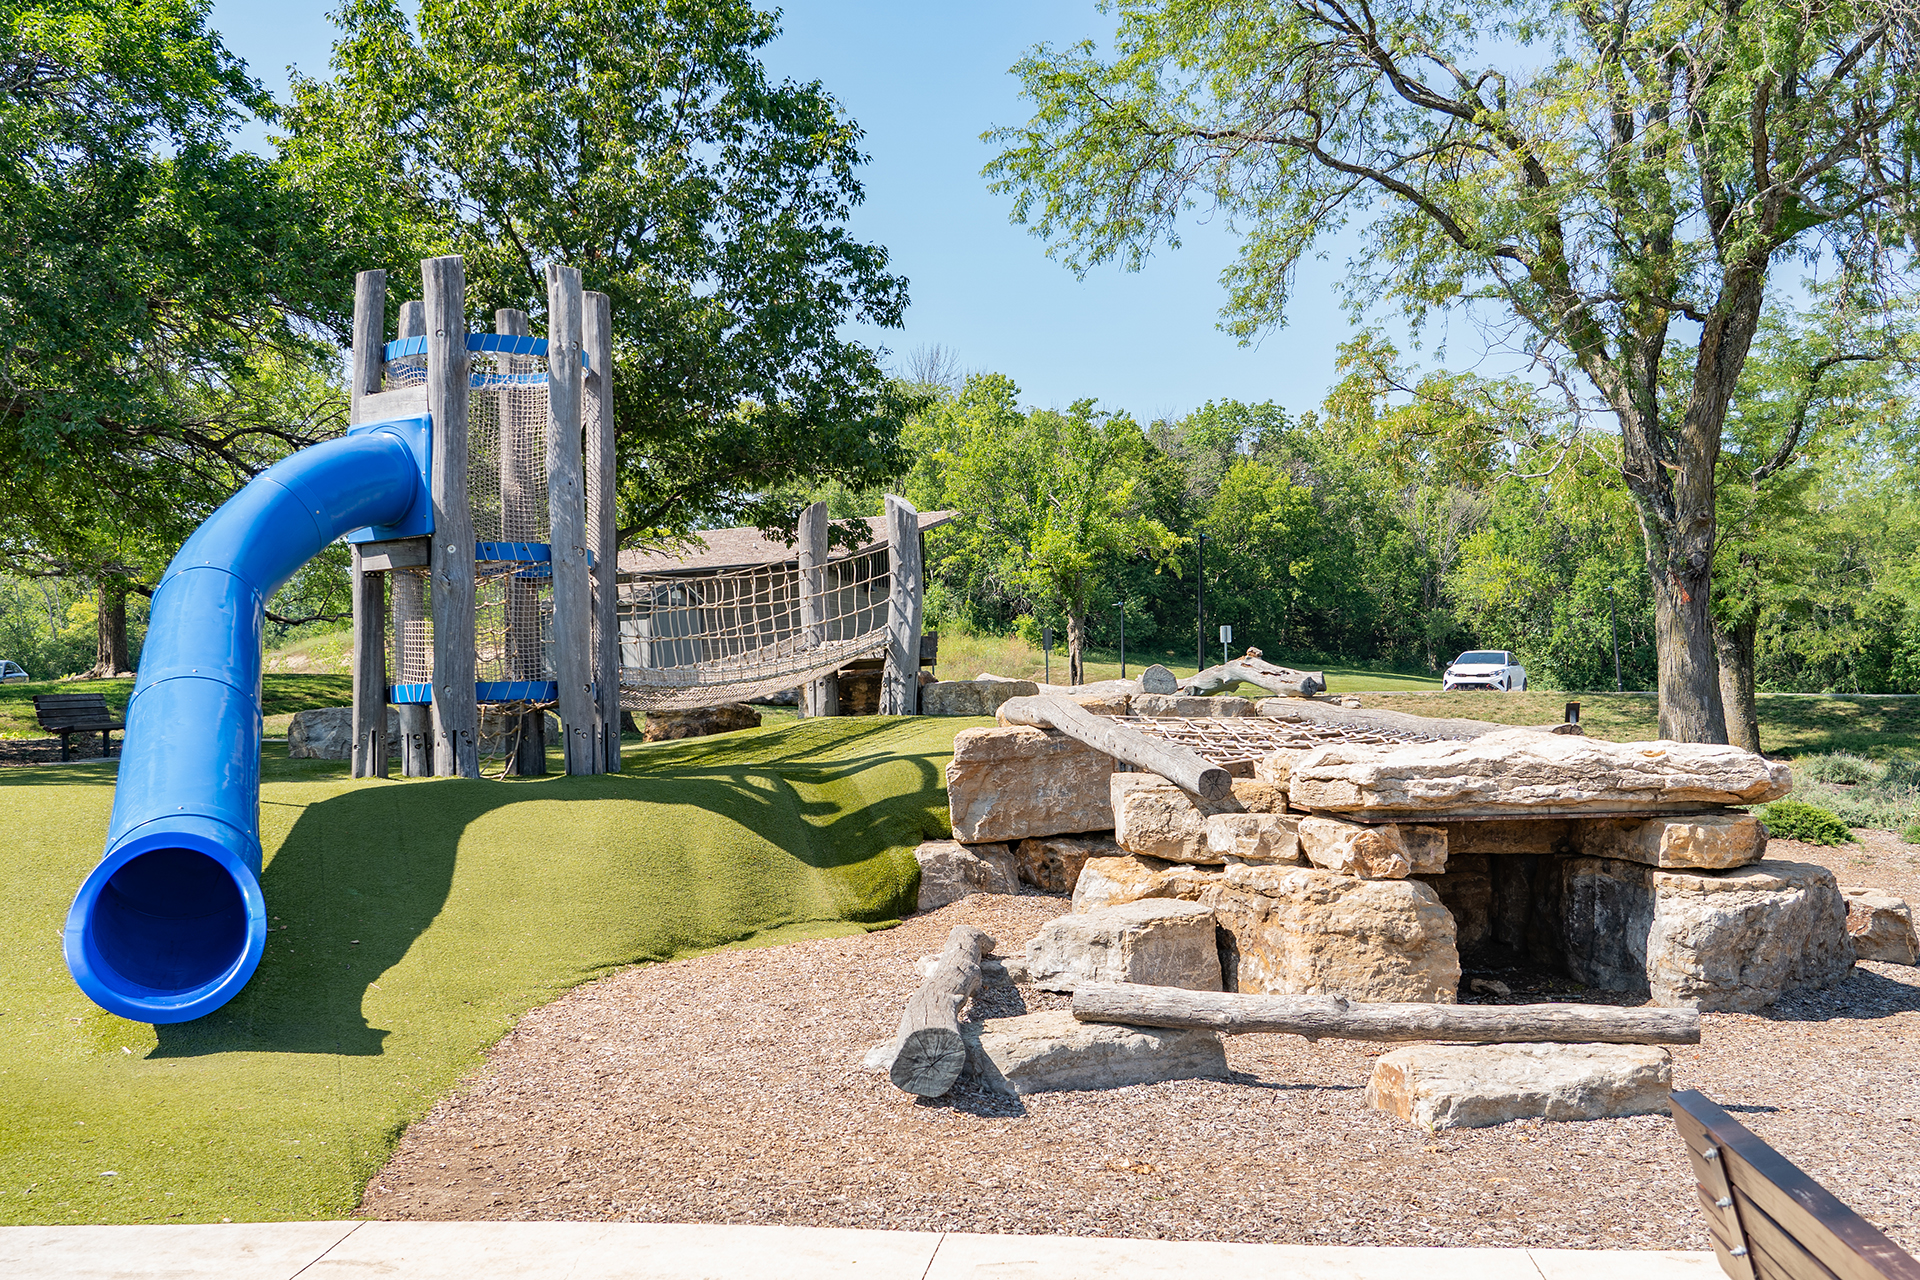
[1289, 729, 1792, 815]
[963, 1009, 1228, 1095]
[946, 726, 1116, 843]
[1366, 1043, 1672, 1130]
[921, 678, 1038, 717]
[1211, 864, 1459, 1002]
[1025, 899, 1223, 992]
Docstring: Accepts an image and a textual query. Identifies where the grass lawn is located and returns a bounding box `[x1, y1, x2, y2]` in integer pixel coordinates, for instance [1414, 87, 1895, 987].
[1353, 689, 1920, 758]
[0, 715, 977, 1225]
[0, 675, 354, 740]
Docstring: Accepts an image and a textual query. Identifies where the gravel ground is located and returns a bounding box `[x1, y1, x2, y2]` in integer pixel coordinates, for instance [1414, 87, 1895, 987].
[0, 735, 118, 765]
[359, 834, 1920, 1251]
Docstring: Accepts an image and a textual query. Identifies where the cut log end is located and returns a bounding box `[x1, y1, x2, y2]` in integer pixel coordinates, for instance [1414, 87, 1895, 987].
[1193, 766, 1233, 800]
[888, 1027, 968, 1096]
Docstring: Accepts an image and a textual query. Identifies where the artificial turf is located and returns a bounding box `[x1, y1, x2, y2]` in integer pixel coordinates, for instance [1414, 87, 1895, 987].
[0, 715, 977, 1225]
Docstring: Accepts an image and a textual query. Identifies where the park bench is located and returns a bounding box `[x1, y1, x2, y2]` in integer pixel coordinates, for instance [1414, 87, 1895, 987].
[32, 692, 125, 762]
[1672, 1088, 1920, 1280]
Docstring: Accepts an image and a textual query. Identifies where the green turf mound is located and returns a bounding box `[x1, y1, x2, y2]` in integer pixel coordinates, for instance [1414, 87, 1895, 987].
[0, 715, 976, 1224]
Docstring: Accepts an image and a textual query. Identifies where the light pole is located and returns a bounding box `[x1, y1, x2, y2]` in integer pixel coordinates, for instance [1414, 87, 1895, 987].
[1042, 623, 1053, 685]
[1118, 599, 1127, 679]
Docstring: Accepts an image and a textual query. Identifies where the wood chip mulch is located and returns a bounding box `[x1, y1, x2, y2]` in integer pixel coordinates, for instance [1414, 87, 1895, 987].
[0, 736, 118, 766]
[359, 840, 1920, 1251]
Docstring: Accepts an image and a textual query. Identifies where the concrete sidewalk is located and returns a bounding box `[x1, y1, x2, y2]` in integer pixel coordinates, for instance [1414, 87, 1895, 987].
[0, 1220, 1718, 1278]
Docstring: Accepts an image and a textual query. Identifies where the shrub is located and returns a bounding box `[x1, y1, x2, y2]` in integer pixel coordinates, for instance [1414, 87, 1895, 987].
[1795, 752, 1887, 785]
[1901, 820, 1920, 846]
[1761, 799, 1856, 846]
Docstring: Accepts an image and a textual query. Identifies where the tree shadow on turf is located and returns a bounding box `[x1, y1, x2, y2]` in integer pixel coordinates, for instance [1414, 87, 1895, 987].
[149, 723, 950, 1059]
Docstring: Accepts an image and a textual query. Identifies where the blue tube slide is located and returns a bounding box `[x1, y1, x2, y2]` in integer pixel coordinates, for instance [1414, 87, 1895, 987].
[64, 427, 429, 1023]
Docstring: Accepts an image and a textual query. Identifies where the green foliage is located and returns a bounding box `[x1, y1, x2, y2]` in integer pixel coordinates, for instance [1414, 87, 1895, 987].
[281, 0, 915, 541]
[903, 374, 1179, 682]
[1760, 799, 1858, 846]
[0, 577, 147, 680]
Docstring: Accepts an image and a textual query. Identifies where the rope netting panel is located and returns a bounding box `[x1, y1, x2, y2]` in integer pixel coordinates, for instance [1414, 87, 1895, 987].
[618, 548, 892, 711]
[389, 565, 434, 685]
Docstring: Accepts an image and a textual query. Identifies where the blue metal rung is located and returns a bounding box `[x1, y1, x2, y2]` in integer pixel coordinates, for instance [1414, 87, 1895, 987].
[386, 681, 560, 705]
[383, 333, 591, 370]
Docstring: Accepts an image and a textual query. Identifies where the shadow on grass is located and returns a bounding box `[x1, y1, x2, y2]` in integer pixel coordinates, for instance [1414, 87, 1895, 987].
[149, 718, 950, 1060]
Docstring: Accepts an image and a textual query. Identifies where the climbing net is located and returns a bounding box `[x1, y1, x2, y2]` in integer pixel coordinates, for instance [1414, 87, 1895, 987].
[617, 547, 893, 712]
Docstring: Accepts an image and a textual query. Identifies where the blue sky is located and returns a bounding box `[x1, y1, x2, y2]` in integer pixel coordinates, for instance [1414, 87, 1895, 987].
[210, 1, 1400, 423]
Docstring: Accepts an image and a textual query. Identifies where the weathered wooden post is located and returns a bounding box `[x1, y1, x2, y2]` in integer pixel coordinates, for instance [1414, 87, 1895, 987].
[494, 307, 546, 778]
[348, 269, 390, 779]
[391, 299, 433, 777]
[545, 265, 598, 774]
[880, 494, 923, 715]
[424, 256, 479, 778]
[584, 290, 621, 772]
[797, 500, 839, 717]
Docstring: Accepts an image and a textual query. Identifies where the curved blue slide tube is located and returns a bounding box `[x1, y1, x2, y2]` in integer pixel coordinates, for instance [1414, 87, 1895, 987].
[64, 428, 429, 1023]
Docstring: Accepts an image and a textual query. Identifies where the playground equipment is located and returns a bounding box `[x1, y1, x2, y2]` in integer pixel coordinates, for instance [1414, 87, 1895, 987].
[64, 256, 620, 1022]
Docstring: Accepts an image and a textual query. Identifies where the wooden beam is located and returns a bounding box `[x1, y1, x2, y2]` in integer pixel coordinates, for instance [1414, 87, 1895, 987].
[1072, 982, 1702, 1045]
[998, 693, 1232, 799]
[797, 500, 839, 718]
[546, 264, 597, 774]
[880, 494, 923, 715]
[423, 256, 479, 778]
[355, 537, 430, 572]
[886, 924, 995, 1096]
[348, 271, 389, 779]
[1187, 648, 1325, 697]
[584, 289, 621, 773]
[354, 385, 428, 423]
[1253, 696, 1578, 742]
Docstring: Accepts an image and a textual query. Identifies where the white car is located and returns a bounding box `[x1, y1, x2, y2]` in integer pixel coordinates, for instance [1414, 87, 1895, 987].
[1443, 650, 1526, 692]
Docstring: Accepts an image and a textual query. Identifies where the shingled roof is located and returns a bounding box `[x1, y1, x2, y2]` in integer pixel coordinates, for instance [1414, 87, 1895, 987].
[616, 509, 956, 579]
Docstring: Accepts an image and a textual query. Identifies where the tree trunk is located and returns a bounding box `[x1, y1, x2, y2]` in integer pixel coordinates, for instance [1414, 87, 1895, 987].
[1646, 535, 1727, 743]
[1714, 611, 1761, 754]
[1065, 610, 1086, 687]
[89, 583, 130, 678]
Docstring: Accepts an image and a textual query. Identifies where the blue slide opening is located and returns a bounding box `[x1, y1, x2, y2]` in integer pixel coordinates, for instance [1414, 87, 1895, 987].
[65, 424, 431, 1023]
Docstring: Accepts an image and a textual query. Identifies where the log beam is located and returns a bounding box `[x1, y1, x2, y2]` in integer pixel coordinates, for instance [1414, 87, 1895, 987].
[1186, 648, 1326, 698]
[887, 924, 996, 1096]
[1072, 982, 1701, 1046]
[998, 694, 1232, 800]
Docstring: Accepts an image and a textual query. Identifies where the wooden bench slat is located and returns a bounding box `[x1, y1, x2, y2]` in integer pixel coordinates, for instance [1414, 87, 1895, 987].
[1737, 1187, 1845, 1280]
[1672, 1091, 1920, 1280]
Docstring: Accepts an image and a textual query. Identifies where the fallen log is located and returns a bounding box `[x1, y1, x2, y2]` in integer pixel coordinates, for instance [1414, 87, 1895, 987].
[1072, 982, 1701, 1046]
[1185, 648, 1326, 698]
[888, 924, 996, 1096]
[997, 694, 1232, 799]
[1252, 696, 1580, 742]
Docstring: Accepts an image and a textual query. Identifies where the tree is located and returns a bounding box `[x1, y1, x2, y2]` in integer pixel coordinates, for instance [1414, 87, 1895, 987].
[905, 374, 1181, 683]
[987, 0, 1920, 740]
[1, 0, 354, 666]
[281, 0, 916, 543]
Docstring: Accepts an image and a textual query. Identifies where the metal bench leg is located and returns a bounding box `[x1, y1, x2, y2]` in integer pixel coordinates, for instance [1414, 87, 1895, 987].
[60, 732, 71, 763]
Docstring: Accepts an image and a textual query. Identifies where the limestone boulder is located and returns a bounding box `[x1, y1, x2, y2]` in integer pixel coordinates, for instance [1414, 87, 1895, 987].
[287, 706, 401, 760]
[1296, 819, 1446, 878]
[962, 1009, 1228, 1095]
[1579, 812, 1768, 869]
[914, 840, 1019, 911]
[922, 678, 1038, 717]
[1290, 729, 1794, 815]
[1024, 899, 1223, 992]
[1414, 853, 1493, 954]
[1439, 818, 1574, 856]
[1644, 860, 1855, 1011]
[1016, 833, 1121, 895]
[1131, 693, 1259, 719]
[641, 703, 761, 741]
[1252, 749, 1308, 791]
[1139, 664, 1180, 694]
[1841, 888, 1917, 965]
[1070, 855, 1223, 913]
[946, 726, 1116, 843]
[1207, 812, 1303, 864]
[1366, 1043, 1672, 1130]
[1112, 775, 1284, 863]
[1210, 863, 1459, 1002]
